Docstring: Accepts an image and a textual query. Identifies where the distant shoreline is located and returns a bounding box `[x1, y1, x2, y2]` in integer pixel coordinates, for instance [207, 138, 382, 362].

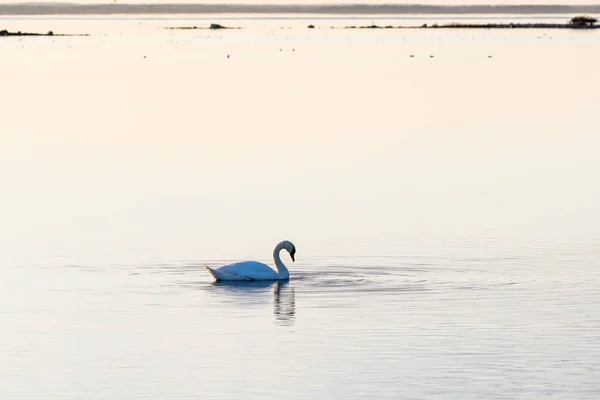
[1, 3, 600, 16]
[341, 22, 599, 29]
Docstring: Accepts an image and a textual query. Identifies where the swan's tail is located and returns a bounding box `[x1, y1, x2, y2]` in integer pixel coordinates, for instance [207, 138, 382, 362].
[204, 264, 217, 280]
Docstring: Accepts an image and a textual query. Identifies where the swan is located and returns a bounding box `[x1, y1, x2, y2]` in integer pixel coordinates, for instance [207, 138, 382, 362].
[205, 240, 296, 281]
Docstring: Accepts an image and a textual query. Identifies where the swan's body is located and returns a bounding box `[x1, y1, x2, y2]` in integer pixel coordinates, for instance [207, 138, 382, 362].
[205, 240, 296, 281]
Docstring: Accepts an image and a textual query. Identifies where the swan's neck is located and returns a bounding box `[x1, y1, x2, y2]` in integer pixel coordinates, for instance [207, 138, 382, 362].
[273, 243, 290, 279]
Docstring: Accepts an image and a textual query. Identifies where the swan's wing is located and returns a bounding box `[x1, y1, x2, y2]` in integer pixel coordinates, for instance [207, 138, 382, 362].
[206, 265, 253, 281]
[221, 261, 274, 273]
[216, 261, 278, 280]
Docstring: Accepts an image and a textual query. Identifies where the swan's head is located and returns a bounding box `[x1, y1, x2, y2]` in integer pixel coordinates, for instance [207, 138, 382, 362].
[281, 240, 296, 262]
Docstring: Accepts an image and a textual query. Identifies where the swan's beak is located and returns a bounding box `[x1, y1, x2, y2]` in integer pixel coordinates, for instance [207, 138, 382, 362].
[290, 251, 295, 262]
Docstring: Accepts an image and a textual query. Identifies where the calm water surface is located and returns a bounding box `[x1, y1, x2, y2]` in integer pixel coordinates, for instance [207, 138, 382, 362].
[1, 16, 599, 399]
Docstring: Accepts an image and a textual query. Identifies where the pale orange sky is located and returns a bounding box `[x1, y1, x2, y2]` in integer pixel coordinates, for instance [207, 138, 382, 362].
[8, 0, 600, 4]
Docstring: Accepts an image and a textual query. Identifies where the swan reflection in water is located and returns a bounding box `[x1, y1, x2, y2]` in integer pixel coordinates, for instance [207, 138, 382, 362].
[210, 280, 295, 326]
[273, 281, 295, 326]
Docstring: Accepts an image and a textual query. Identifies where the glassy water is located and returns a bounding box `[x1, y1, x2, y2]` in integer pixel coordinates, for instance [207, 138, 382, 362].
[1, 16, 599, 399]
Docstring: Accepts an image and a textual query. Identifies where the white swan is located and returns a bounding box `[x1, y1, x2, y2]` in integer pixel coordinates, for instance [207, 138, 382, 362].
[205, 240, 296, 281]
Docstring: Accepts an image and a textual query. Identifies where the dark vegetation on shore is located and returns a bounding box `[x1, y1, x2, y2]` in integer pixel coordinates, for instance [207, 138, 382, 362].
[0, 29, 55, 36]
[166, 23, 240, 30]
[0, 29, 89, 37]
[339, 16, 599, 30]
